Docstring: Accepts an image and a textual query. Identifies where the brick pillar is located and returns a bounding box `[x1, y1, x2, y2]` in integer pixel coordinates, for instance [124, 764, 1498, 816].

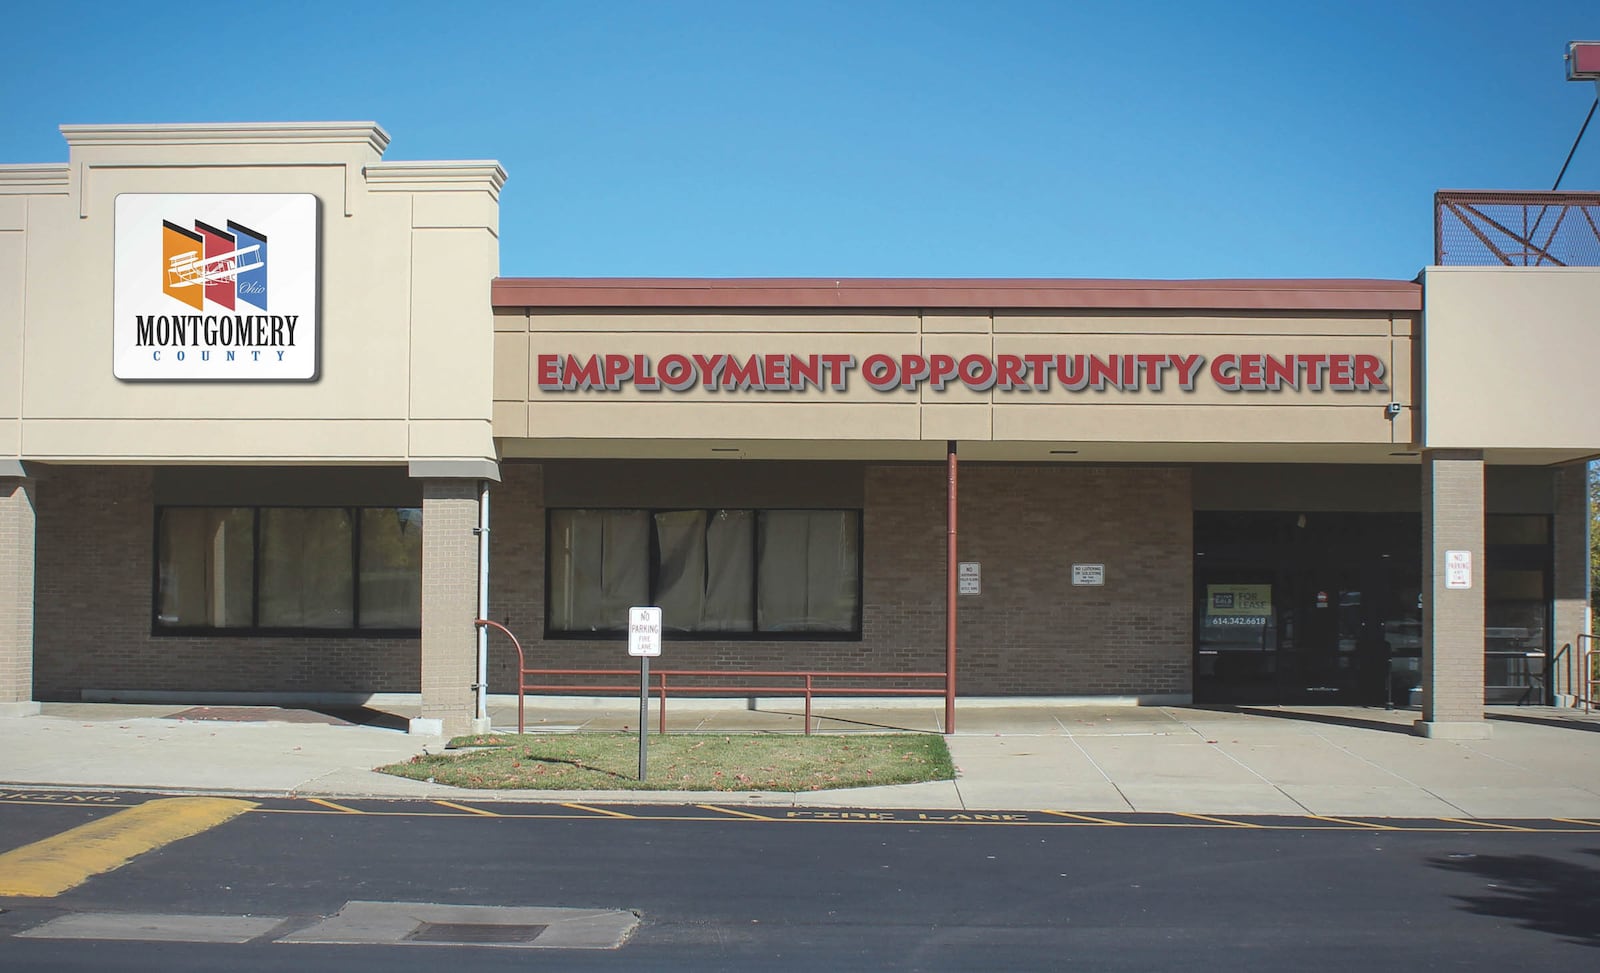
[1551, 462, 1590, 704]
[0, 477, 40, 717]
[1415, 450, 1489, 738]
[418, 479, 479, 737]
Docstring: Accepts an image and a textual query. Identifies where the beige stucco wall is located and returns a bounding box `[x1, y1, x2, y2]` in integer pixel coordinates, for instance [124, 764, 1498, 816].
[1421, 267, 1600, 452]
[0, 123, 503, 473]
[493, 309, 1415, 447]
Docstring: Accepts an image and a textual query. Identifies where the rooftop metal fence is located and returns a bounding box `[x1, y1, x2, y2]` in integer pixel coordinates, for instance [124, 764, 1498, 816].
[1435, 190, 1600, 266]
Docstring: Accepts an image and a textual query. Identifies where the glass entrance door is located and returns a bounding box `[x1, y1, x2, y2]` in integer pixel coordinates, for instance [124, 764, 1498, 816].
[1196, 576, 1278, 702]
[1278, 566, 1364, 702]
[1195, 513, 1423, 706]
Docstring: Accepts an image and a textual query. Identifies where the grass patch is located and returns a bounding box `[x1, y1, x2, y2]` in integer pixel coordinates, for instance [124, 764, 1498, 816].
[378, 732, 955, 791]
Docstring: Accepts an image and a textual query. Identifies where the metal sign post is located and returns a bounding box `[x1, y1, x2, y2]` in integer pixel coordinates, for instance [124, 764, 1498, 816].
[627, 606, 662, 781]
[638, 655, 649, 781]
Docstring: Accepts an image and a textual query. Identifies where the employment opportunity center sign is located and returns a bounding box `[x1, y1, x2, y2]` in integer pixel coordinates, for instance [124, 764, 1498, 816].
[534, 352, 1389, 393]
[114, 194, 319, 380]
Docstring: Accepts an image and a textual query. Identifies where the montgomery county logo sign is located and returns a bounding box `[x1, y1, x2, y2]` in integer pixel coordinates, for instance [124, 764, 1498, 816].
[114, 193, 318, 380]
[161, 218, 269, 311]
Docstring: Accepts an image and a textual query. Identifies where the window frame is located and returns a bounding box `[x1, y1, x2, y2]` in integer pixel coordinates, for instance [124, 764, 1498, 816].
[543, 506, 864, 641]
[150, 504, 423, 638]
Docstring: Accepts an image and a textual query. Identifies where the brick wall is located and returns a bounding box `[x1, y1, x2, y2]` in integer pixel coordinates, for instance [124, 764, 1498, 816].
[483, 461, 1192, 697]
[419, 479, 480, 734]
[33, 467, 419, 700]
[1551, 461, 1589, 698]
[0, 478, 37, 704]
[31, 462, 1195, 700]
[1420, 450, 1486, 725]
[955, 465, 1193, 695]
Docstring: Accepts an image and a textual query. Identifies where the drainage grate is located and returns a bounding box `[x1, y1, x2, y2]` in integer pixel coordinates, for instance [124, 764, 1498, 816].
[405, 922, 547, 944]
[280, 901, 639, 949]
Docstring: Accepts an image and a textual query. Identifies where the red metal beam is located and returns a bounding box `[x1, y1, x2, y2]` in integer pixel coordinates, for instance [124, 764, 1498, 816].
[491, 277, 1423, 312]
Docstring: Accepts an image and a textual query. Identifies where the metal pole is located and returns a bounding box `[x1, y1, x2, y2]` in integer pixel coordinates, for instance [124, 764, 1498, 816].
[638, 655, 650, 781]
[475, 481, 490, 730]
[1552, 97, 1598, 191]
[946, 440, 958, 734]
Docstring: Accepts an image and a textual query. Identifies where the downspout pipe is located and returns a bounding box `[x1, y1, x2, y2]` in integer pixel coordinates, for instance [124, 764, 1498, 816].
[474, 480, 491, 733]
[946, 440, 958, 734]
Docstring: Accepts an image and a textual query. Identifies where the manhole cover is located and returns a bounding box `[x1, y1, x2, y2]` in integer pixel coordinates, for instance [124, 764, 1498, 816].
[405, 922, 547, 944]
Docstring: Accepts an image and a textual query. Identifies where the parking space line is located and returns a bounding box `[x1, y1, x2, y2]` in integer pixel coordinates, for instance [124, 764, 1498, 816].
[1039, 810, 1126, 826]
[694, 804, 775, 821]
[305, 798, 362, 814]
[560, 802, 637, 819]
[1174, 812, 1263, 828]
[432, 800, 501, 817]
[0, 797, 256, 898]
[1305, 815, 1402, 831]
[1435, 817, 1538, 832]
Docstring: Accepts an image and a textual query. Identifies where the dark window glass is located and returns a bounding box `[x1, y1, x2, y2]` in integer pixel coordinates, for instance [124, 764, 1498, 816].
[1487, 515, 1549, 546]
[360, 508, 423, 629]
[155, 508, 254, 628]
[654, 509, 755, 633]
[548, 510, 650, 632]
[757, 510, 860, 633]
[259, 509, 354, 628]
[547, 507, 860, 637]
[154, 505, 421, 634]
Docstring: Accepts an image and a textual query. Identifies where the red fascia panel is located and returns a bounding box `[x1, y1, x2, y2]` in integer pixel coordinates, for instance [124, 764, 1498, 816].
[1570, 41, 1600, 79]
[491, 277, 1422, 313]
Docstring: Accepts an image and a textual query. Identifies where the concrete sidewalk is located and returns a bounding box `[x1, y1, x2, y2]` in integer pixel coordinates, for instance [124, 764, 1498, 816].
[2, 699, 1599, 818]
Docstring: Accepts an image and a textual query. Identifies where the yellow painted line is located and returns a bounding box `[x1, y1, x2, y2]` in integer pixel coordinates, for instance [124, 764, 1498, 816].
[305, 798, 362, 815]
[0, 797, 256, 898]
[1305, 815, 1402, 831]
[1040, 810, 1127, 826]
[0, 798, 139, 810]
[181, 804, 1600, 834]
[1434, 817, 1538, 832]
[694, 804, 775, 821]
[432, 800, 501, 817]
[560, 802, 637, 819]
[1553, 817, 1600, 828]
[1175, 812, 1263, 828]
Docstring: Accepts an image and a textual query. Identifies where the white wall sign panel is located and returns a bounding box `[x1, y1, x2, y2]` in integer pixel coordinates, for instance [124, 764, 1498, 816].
[113, 194, 319, 380]
[628, 606, 663, 656]
[1072, 563, 1106, 586]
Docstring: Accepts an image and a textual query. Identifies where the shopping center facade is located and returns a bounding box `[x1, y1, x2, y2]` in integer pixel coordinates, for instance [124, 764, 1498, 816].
[1, 122, 1595, 737]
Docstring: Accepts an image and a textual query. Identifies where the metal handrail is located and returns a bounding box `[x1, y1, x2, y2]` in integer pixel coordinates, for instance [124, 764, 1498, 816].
[476, 619, 947, 735]
[475, 619, 528, 734]
[1579, 633, 1598, 715]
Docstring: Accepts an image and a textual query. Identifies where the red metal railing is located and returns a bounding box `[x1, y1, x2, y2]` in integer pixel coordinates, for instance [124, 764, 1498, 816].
[475, 619, 946, 735]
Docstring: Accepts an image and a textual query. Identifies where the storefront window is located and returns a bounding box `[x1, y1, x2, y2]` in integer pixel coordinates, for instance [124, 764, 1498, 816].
[547, 507, 861, 637]
[654, 509, 755, 632]
[260, 509, 354, 628]
[1484, 515, 1551, 702]
[359, 508, 424, 629]
[548, 510, 650, 633]
[757, 510, 860, 633]
[154, 505, 422, 634]
[156, 508, 255, 628]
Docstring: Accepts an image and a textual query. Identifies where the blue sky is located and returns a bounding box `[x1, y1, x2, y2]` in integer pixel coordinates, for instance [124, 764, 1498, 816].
[2, 1, 1596, 279]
